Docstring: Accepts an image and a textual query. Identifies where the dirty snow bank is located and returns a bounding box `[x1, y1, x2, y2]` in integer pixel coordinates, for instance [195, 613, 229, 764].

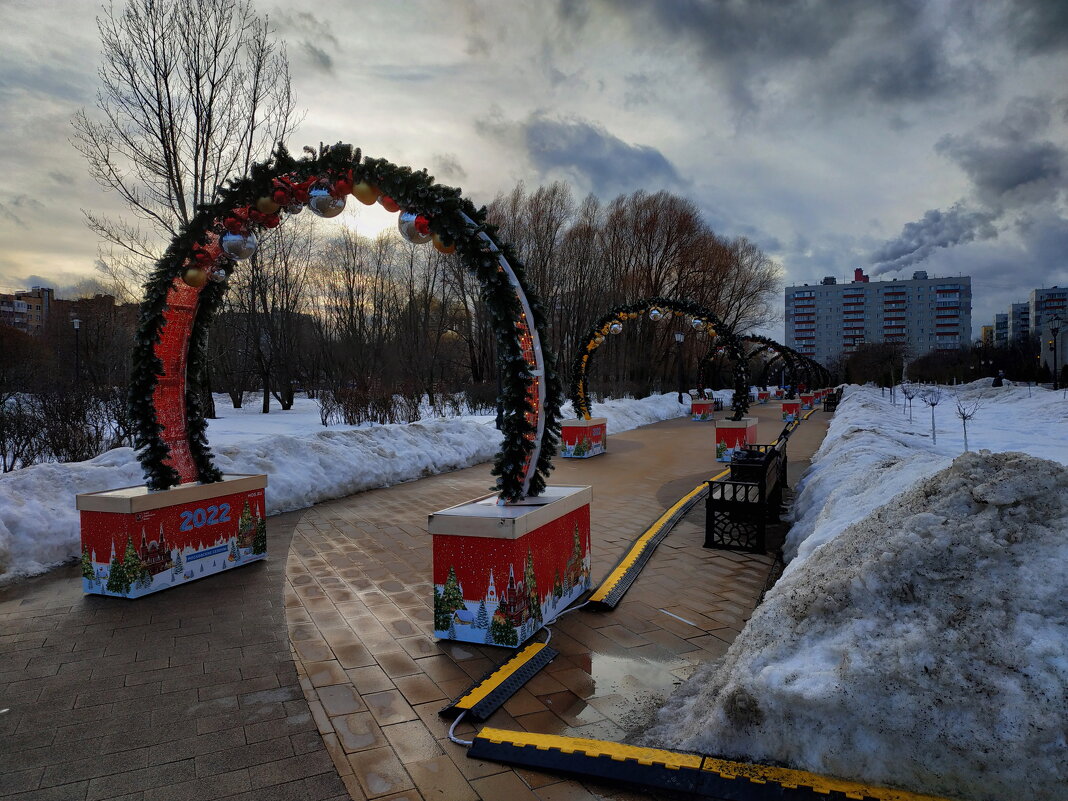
[0, 393, 689, 582]
[784, 380, 1068, 566]
[645, 451, 1068, 800]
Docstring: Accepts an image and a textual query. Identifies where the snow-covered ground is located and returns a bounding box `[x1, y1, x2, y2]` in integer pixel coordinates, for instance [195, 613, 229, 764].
[644, 380, 1068, 801]
[0, 392, 691, 582]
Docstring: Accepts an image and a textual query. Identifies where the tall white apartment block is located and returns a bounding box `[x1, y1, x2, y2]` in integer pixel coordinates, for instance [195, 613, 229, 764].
[784, 268, 972, 365]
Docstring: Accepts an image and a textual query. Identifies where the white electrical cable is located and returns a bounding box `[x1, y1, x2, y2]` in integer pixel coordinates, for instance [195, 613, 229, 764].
[448, 710, 473, 746]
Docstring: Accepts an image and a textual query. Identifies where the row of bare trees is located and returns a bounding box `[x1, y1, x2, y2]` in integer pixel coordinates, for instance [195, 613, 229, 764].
[199, 182, 781, 419]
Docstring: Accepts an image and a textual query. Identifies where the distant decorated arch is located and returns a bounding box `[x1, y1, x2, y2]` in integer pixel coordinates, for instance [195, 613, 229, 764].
[568, 297, 751, 422]
[129, 143, 561, 503]
[698, 335, 828, 400]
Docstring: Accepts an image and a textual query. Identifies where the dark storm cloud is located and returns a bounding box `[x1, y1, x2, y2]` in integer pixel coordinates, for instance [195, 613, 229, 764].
[300, 42, 334, 74]
[272, 10, 338, 73]
[933, 95, 1067, 207]
[936, 136, 1065, 206]
[0, 195, 45, 228]
[870, 205, 998, 274]
[432, 153, 467, 181]
[521, 115, 680, 197]
[563, 0, 980, 113]
[1004, 0, 1068, 54]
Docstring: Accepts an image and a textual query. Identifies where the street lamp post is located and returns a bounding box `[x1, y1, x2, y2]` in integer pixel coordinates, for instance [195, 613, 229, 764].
[72, 318, 81, 382]
[675, 332, 685, 404]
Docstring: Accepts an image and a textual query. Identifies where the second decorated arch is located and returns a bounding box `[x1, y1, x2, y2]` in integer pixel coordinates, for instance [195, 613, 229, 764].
[568, 297, 752, 423]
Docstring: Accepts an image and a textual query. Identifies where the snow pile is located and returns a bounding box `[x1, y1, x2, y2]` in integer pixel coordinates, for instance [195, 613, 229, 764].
[645, 450, 1068, 800]
[0, 392, 689, 582]
[785, 381, 1068, 566]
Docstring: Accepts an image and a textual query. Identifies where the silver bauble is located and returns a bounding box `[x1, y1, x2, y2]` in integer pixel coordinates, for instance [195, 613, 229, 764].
[608, 321, 623, 335]
[308, 188, 346, 218]
[220, 231, 258, 261]
[690, 317, 704, 330]
[208, 267, 229, 284]
[398, 212, 433, 244]
[648, 308, 663, 321]
[285, 202, 304, 215]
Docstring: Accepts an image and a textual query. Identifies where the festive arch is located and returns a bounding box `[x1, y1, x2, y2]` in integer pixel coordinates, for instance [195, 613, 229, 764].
[129, 143, 561, 503]
[568, 297, 751, 423]
[697, 335, 828, 399]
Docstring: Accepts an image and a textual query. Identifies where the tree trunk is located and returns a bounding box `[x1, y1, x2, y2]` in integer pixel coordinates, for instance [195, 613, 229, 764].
[261, 374, 270, 414]
[228, 391, 243, 409]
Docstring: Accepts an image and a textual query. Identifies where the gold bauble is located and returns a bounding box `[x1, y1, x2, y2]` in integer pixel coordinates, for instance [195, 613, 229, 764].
[432, 234, 456, 254]
[256, 196, 281, 214]
[351, 181, 380, 205]
[182, 267, 209, 288]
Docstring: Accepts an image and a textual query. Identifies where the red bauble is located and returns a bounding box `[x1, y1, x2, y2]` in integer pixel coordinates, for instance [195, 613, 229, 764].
[378, 195, 400, 213]
[272, 188, 289, 206]
[262, 213, 281, 229]
[332, 178, 353, 197]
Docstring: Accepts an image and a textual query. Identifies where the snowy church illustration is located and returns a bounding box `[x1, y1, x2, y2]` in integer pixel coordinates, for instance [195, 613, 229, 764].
[81, 497, 267, 598]
[433, 524, 592, 646]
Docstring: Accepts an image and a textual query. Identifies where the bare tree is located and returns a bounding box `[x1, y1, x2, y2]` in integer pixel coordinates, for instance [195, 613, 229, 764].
[901, 380, 916, 422]
[954, 392, 984, 452]
[73, 0, 297, 272]
[919, 386, 943, 445]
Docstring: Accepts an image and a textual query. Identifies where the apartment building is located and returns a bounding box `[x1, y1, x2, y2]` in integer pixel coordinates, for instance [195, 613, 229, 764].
[784, 268, 972, 365]
[1007, 303, 1030, 344]
[0, 286, 54, 334]
[994, 313, 1008, 348]
[1029, 287, 1067, 337]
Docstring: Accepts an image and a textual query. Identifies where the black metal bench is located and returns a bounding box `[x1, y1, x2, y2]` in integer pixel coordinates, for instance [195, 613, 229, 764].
[704, 438, 788, 553]
[822, 387, 843, 413]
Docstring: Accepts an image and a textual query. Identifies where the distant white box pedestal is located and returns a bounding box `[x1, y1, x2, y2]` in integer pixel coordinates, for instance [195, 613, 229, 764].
[559, 418, 607, 458]
[77, 474, 268, 598]
[428, 486, 592, 647]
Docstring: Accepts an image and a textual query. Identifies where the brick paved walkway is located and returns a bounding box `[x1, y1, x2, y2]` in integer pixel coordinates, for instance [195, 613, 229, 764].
[0, 405, 829, 801]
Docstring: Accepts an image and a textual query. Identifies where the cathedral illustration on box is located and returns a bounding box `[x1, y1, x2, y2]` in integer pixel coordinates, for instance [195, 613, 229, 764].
[80, 497, 267, 598]
[433, 523, 592, 646]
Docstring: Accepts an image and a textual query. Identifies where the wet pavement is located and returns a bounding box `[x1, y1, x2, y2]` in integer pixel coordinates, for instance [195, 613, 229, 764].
[0, 404, 829, 801]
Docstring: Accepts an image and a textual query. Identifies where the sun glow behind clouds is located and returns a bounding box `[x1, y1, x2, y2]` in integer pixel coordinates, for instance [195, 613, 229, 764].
[338, 201, 399, 240]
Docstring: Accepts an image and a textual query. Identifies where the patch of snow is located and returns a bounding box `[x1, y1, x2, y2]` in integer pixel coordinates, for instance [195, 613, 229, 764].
[0, 392, 690, 582]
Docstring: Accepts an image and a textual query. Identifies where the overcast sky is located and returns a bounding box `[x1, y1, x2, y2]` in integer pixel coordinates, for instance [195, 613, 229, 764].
[1, 0, 1066, 338]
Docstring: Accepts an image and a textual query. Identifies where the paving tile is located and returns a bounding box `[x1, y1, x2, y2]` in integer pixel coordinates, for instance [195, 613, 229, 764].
[318, 683, 367, 717]
[392, 673, 447, 706]
[333, 711, 388, 753]
[405, 754, 476, 801]
[363, 689, 418, 726]
[380, 720, 444, 764]
[347, 746, 415, 799]
[346, 665, 396, 695]
[306, 660, 349, 688]
[470, 771, 540, 801]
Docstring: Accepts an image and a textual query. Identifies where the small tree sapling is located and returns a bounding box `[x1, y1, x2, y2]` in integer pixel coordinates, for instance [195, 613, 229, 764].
[919, 385, 943, 444]
[954, 392, 984, 452]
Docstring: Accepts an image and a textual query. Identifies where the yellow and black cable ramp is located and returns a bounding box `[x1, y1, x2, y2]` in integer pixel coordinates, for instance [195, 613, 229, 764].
[468, 727, 955, 801]
[586, 467, 729, 609]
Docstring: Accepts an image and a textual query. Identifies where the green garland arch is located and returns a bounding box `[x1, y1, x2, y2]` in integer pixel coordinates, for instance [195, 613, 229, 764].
[698, 335, 828, 400]
[129, 143, 562, 503]
[567, 297, 752, 423]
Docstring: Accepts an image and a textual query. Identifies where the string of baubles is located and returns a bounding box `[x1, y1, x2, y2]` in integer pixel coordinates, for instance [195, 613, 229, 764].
[178, 172, 458, 289]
